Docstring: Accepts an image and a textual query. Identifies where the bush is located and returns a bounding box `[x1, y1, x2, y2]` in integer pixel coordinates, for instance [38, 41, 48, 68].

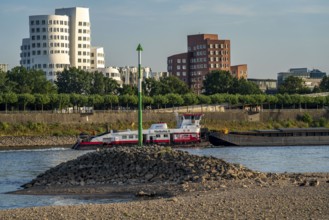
[0, 122, 10, 131]
[298, 113, 313, 124]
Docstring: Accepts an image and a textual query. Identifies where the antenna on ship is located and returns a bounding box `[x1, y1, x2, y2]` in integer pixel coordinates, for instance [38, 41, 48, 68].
[137, 43, 143, 147]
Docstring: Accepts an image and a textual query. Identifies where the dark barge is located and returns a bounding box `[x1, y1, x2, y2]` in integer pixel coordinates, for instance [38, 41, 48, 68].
[209, 127, 329, 146]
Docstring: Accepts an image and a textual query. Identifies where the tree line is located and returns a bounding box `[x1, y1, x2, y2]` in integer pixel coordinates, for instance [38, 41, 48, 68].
[0, 92, 328, 112]
[1, 67, 329, 111]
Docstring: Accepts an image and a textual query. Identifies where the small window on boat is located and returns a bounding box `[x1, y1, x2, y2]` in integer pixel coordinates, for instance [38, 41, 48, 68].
[156, 134, 161, 138]
[122, 135, 127, 139]
[164, 134, 168, 138]
[129, 135, 134, 139]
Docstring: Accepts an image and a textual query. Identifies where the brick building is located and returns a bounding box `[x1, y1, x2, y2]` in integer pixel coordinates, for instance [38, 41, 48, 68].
[167, 34, 247, 94]
[230, 64, 248, 79]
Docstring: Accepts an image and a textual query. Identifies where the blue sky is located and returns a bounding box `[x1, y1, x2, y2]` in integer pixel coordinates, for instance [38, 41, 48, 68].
[0, 0, 328, 79]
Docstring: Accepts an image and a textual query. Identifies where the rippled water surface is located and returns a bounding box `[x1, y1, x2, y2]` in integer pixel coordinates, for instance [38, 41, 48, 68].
[182, 146, 329, 173]
[1, 145, 329, 210]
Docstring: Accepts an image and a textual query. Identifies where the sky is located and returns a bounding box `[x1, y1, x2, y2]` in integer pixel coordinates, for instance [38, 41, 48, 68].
[0, 0, 328, 79]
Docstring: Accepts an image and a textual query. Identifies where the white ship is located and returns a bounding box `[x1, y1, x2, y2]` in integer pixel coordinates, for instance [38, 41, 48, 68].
[73, 113, 205, 149]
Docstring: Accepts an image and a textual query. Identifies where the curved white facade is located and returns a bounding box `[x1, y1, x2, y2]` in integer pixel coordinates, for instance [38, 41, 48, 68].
[20, 15, 70, 81]
[20, 7, 106, 82]
[95, 67, 123, 86]
[55, 7, 91, 70]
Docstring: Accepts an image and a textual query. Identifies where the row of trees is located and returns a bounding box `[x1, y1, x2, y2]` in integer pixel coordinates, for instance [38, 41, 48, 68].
[1, 67, 267, 96]
[0, 67, 191, 96]
[0, 93, 328, 112]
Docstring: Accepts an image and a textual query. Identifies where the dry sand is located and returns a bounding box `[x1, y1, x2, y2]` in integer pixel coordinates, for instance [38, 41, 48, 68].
[1, 173, 328, 220]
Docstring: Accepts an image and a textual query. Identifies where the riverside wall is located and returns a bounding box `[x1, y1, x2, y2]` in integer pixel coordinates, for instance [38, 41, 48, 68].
[0, 109, 328, 148]
[0, 109, 328, 125]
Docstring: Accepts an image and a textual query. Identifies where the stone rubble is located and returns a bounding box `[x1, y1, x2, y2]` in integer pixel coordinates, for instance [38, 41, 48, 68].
[0, 136, 76, 148]
[22, 146, 279, 189]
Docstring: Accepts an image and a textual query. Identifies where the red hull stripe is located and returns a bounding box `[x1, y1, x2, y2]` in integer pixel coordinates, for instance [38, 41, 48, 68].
[79, 142, 103, 146]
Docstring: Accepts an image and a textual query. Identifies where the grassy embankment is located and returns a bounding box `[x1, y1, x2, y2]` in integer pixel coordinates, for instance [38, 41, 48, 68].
[0, 112, 326, 136]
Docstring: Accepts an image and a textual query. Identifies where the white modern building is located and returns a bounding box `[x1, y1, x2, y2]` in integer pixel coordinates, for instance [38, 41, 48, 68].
[0, 64, 9, 72]
[90, 47, 105, 69]
[20, 7, 105, 81]
[119, 66, 153, 86]
[95, 67, 123, 86]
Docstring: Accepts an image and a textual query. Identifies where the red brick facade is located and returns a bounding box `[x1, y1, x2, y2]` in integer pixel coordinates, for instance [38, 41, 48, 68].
[230, 64, 248, 79]
[168, 34, 235, 94]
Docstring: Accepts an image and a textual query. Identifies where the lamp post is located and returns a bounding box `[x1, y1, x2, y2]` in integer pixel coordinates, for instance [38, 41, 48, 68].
[136, 44, 143, 146]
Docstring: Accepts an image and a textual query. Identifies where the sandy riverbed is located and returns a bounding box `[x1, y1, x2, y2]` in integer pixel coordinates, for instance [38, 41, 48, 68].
[1, 173, 328, 219]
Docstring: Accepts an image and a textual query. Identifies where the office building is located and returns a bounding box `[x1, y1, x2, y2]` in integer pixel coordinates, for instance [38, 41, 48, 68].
[277, 68, 326, 90]
[167, 34, 247, 94]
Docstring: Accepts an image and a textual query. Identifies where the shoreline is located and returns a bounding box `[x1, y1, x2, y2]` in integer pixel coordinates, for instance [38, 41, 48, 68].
[1, 145, 328, 219]
[2, 173, 329, 219]
[0, 135, 76, 150]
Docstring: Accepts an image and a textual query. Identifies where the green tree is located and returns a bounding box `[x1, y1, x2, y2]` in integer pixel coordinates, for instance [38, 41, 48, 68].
[142, 78, 162, 96]
[197, 94, 211, 112]
[119, 94, 138, 109]
[34, 94, 50, 111]
[2, 93, 18, 112]
[88, 95, 104, 109]
[153, 95, 169, 109]
[203, 71, 233, 95]
[119, 85, 137, 95]
[143, 96, 154, 109]
[56, 67, 92, 94]
[90, 71, 105, 94]
[266, 95, 278, 109]
[104, 95, 119, 109]
[183, 93, 199, 106]
[209, 94, 225, 105]
[278, 76, 311, 94]
[0, 71, 14, 93]
[165, 93, 184, 107]
[18, 93, 35, 111]
[7, 67, 57, 94]
[319, 76, 329, 92]
[231, 78, 263, 95]
[158, 76, 190, 95]
[57, 94, 71, 110]
[104, 77, 120, 95]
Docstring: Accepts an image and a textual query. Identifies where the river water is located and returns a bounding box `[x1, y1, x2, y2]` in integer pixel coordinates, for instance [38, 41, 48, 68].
[1, 146, 329, 210]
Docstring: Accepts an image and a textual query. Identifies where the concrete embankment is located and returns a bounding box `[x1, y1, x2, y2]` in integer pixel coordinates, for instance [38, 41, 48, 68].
[0, 136, 76, 149]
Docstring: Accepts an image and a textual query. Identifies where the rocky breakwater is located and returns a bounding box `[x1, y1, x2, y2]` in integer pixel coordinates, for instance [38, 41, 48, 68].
[22, 146, 274, 190]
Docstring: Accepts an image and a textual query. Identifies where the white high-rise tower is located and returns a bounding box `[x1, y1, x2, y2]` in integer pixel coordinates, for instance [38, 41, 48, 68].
[20, 7, 105, 81]
[55, 7, 91, 70]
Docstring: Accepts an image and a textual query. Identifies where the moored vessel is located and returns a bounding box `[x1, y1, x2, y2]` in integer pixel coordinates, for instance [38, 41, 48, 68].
[209, 127, 329, 146]
[73, 113, 208, 150]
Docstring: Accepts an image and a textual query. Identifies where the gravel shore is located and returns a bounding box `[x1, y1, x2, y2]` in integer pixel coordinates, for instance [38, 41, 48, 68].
[1, 177, 329, 219]
[1, 146, 328, 219]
